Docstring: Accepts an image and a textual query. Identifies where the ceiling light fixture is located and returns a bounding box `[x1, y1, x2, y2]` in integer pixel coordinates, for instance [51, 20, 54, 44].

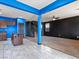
[0, 12, 2, 15]
[0, 9, 2, 15]
[52, 18, 56, 21]
[19, 17, 23, 18]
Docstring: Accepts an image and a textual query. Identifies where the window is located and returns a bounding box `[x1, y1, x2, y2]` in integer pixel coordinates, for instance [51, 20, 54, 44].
[45, 23, 50, 32]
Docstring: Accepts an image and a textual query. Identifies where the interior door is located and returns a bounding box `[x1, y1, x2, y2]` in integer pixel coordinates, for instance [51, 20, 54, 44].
[18, 23, 24, 34]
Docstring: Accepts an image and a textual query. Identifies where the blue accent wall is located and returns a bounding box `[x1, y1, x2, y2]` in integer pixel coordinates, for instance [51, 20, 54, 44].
[0, 16, 17, 38]
[17, 18, 25, 23]
[17, 18, 25, 34]
[0, 16, 25, 38]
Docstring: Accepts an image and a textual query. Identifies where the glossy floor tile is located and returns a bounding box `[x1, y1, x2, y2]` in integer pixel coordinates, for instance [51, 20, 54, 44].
[0, 38, 78, 59]
[27, 36, 79, 58]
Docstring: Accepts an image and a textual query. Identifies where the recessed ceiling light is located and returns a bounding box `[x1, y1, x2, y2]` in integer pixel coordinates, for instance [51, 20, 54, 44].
[19, 17, 23, 18]
[0, 9, 2, 15]
[52, 18, 56, 21]
[0, 12, 2, 15]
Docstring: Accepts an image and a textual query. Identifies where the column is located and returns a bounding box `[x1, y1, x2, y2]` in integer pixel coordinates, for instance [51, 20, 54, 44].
[24, 21, 26, 37]
[37, 15, 42, 45]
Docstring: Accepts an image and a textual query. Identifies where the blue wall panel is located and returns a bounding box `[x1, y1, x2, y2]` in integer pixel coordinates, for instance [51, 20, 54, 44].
[0, 16, 17, 38]
[17, 18, 25, 35]
[7, 26, 17, 38]
[0, 16, 16, 21]
[17, 18, 25, 23]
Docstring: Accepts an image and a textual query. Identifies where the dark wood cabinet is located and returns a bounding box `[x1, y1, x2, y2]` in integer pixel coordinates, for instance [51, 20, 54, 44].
[7, 21, 16, 25]
[0, 20, 16, 41]
[0, 32, 7, 41]
[0, 20, 16, 28]
[0, 21, 7, 28]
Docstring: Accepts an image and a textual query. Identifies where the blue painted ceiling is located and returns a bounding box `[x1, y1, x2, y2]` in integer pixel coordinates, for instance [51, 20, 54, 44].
[0, 0, 40, 15]
[40, 0, 76, 14]
[0, 0, 76, 15]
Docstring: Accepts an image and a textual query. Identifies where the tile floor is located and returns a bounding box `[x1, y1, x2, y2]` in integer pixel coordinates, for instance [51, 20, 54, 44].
[0, 38, 78, 59]
[27, 36, 79, 58]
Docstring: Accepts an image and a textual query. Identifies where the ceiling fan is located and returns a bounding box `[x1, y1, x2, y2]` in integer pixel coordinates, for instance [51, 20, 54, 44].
[50, 16, 60, 21]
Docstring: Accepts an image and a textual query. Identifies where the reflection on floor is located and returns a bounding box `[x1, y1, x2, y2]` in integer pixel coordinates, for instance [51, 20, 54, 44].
[27, 36, 79, 58]
[0, 38, 77, 59]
